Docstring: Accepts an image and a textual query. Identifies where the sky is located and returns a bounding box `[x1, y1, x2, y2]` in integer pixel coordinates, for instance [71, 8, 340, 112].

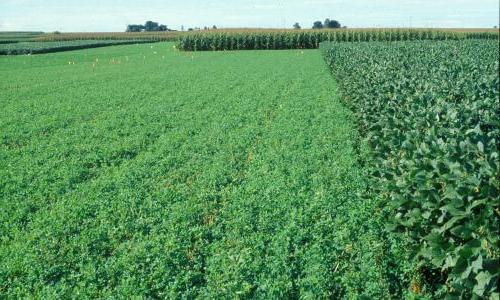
[0, 0, 498, 32]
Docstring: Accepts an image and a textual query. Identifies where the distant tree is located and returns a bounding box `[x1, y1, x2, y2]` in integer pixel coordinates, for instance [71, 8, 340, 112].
[212, 25, 217, 29]
[126, 24, 144, 32]
[495, 25, 498, 29]
[312, 21, 323, 29]
[181, 25, 185, 31]
[324, 19, 341, 28]
[293, 22, 301, 29]
[329, 20, 341, 28]
[188, 28, 194, 31]
[204, 26, 208, 30]
[144, 21, 159, 31]
[126, 22, 170, 32]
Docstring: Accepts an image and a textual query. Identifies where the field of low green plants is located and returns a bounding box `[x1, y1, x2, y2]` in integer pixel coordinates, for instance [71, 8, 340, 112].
[0, 42, 411, 298]
[0, 34, 498, 298]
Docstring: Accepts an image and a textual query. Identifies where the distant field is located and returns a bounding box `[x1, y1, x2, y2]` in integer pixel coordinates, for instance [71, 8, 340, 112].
[0, 40, 153, 55]
[0, 28, 496, 55]
[32, 31, 183, 42]
[0, 31, 44, 42]
[1, 27, 496, 42]
[209, 27, 499, 33]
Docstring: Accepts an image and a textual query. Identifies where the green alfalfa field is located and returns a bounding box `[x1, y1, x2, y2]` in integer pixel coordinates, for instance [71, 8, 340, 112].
[0, 43, 406, 298]
[0, 38, 498, 298]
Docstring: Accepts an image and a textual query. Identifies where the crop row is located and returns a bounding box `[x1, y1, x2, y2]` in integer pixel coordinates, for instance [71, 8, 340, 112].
[0, 41, 19, 45]
[176, 29, 498, 51]
[322, 40, 499, 298]
[0, 40, 153, 55]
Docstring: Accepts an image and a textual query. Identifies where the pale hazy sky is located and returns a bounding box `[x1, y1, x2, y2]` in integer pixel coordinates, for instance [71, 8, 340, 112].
[0, 0, 498, 32]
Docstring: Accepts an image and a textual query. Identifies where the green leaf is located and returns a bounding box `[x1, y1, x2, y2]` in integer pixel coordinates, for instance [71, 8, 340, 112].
[441, 216, 466, 232]
[477, 141, 484, 153]
[471, 255, 483, 273]
[473, 271, 492, 297]
[450, 225, 473, 239]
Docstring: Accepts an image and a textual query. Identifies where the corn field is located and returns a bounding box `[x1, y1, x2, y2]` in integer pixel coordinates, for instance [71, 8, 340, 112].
[177, 29, 499, 51]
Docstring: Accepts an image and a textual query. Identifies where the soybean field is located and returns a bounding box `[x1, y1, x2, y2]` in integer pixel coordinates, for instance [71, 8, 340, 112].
[322, 40, 499, 299]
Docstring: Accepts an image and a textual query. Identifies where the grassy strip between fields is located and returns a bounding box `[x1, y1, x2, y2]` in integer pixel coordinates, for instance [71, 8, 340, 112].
[0, 43, 411, 298]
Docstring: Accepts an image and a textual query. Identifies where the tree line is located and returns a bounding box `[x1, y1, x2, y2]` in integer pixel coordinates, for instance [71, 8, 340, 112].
[294, 19, 342, 30]
[126, 21, 172, 32]
[126, 19, 342, 32]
